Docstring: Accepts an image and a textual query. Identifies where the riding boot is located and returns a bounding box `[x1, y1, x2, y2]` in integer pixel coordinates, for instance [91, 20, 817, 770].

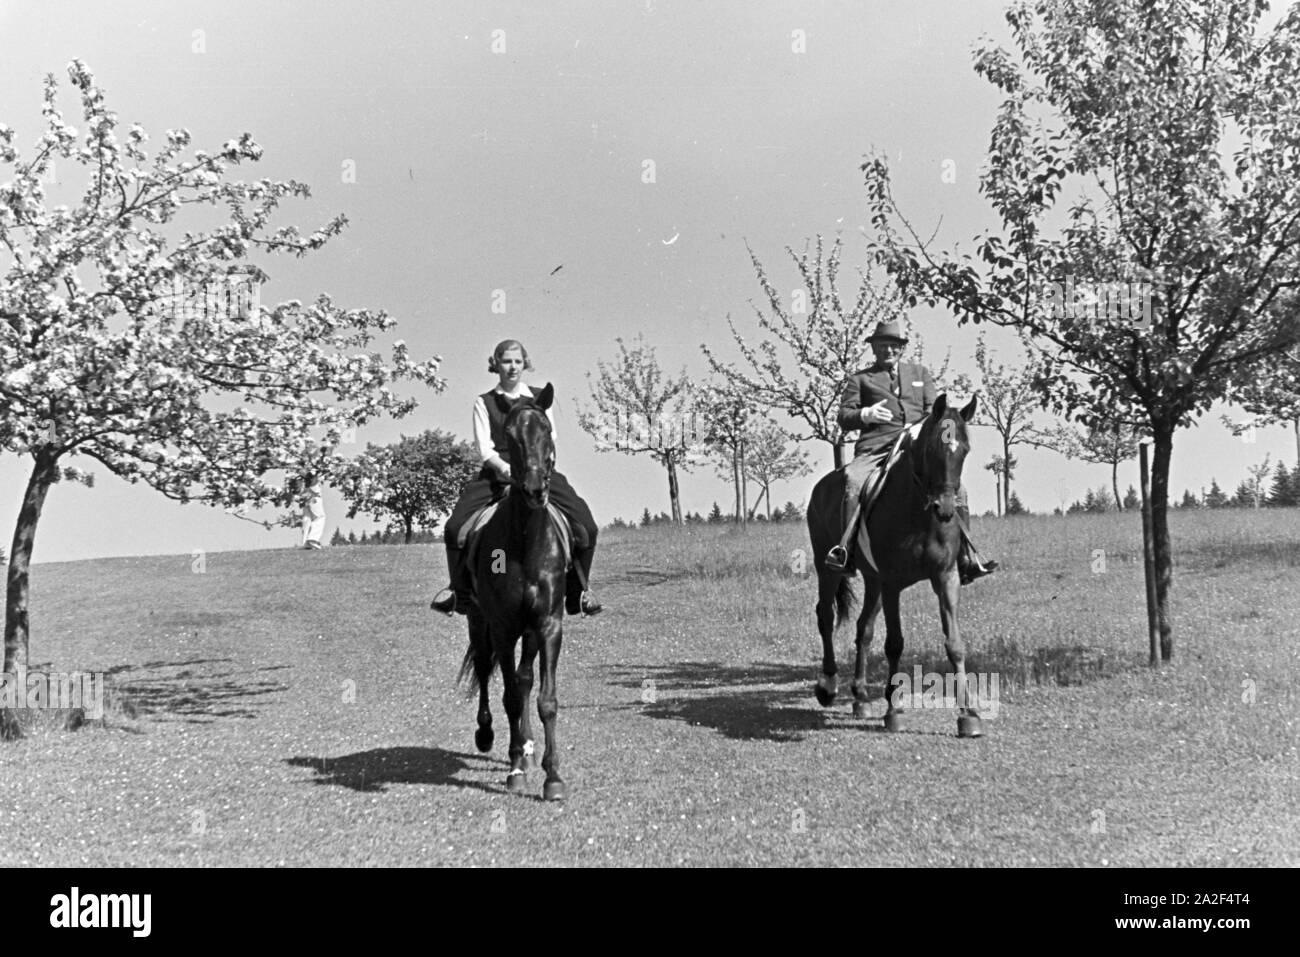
[565, 544, 601, 617]
[825, 494, 857, 570]
[956, 504, 999, 585]
[431, 545, 473, 615]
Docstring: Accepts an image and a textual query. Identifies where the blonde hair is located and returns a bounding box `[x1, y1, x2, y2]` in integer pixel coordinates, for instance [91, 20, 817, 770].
[487, 339, 534, 373]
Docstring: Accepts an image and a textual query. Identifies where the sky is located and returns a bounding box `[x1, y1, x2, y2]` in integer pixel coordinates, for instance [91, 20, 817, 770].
[1, 0, 1296, 564]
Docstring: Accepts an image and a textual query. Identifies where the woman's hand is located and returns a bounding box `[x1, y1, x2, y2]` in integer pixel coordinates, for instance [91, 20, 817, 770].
[492, 460, 512, 482]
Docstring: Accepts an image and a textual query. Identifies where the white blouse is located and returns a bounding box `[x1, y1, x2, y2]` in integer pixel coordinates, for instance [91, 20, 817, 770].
[472, 384, 557, 464]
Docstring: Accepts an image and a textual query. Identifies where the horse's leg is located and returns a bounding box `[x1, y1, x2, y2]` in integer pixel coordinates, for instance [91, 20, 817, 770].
[933, 570, 983, 738]
[470, 610, 494, 753]
[517, 627, 539, 771]
[882, 584, 907, 731]
[812, 564, 842, 707]
[536, 618, 565, 801]
[497, 634, 529, 793]
[850, 576, 883, 718]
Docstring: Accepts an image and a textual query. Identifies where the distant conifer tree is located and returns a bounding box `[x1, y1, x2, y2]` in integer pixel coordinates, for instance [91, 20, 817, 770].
[1204, 479, 1228, 509]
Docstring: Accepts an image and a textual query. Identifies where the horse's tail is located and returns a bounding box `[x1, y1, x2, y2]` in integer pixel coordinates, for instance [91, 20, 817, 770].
[458, 642, 499, 694]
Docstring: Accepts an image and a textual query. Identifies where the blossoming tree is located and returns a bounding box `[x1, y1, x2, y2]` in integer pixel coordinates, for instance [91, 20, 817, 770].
[0, 61, 443, 734]
[863, 0, 1300, 660]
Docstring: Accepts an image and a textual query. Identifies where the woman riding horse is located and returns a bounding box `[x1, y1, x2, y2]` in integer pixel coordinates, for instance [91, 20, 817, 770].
[431, 339, 602, 617]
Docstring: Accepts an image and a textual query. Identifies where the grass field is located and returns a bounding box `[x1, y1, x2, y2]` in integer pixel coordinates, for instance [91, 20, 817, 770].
[1, 508, 1297, 866]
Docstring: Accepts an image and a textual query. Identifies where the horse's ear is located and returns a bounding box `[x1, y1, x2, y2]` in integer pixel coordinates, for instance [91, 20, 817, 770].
[494, 392, 515, 416]
[960, 396, 977, 422]
[534, 382, 554, 411]
[931, 394, 948, 419]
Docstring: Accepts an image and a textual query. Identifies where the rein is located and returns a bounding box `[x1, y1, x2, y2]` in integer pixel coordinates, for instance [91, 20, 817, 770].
[500, 405, 576, 576]
[908, 421, 963, 512]
[503, 405, 555, 497]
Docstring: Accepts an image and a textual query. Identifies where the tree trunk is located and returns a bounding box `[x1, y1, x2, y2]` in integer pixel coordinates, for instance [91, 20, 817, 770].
[763, 484, 772, 520]
[1150, 425, 1175, 661]
[832, 440, 845, 470]
[404, 517, 414, 545]
[1112, 459, 1122, 512]
[731, 451, 742, 524]
[995, 477, 1002, 517]
[1294, 417, 1299, 466]
[3, 451, 60, 740]
[666, 455, 683, 524]
[1002, 438, 1012, 516]
[739, 441, 748, 526]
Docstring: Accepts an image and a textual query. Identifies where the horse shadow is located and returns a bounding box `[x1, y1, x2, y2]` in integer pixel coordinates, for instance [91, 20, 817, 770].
[285, 746, 502, 795]
[608, 652, 969, 742]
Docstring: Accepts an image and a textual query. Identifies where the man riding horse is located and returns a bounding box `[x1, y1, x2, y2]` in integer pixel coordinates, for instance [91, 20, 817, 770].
[825, 319, 997, 584]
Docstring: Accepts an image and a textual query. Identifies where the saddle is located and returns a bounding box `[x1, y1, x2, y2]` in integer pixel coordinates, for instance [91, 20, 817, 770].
[855, 423, 922, 574]
[460, 491, 574, 574]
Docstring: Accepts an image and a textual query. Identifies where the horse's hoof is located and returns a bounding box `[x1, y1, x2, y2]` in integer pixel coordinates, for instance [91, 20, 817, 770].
[883, 710, 904, 732]
[852, 700, 871, 718]
[475, 727, 494, 753]
[813, 683, 836, 708]
[505, 770, 528, 793]
[957, 715, 984, 738]
[543, 779, 566, 802]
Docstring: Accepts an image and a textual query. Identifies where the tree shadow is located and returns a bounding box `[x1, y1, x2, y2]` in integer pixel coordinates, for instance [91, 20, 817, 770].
[102, 658, 291, 723]
[285, 746, 503, 795]
[1181, 538, 1300, 570]
[606, 661, 851, 743]
[608, 652, 1005, 743]
[598, 566, 683, 588]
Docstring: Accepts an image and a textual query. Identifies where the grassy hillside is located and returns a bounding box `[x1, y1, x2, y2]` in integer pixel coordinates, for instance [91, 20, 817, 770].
[1, 508, 1296, 866]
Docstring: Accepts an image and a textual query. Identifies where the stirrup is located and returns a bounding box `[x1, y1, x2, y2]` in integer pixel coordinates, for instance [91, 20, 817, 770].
[430, 587, 457, 615]
[959, 559, 999, 586]
[431, 587, 471, 615]
[825, 545, 849, 570]
[567, 589, 602, 617]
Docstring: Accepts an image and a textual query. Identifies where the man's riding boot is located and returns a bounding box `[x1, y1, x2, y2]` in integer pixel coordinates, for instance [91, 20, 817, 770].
[825, 496, 857, 571]
[828, 465, 882, 570]
[955, 504, 999, 586]
[431, 545, 473, 615]
[565, 545, 601, 617]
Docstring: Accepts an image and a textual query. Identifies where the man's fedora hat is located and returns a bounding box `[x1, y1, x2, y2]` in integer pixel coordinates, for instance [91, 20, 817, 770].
[867, 320, 908, 345]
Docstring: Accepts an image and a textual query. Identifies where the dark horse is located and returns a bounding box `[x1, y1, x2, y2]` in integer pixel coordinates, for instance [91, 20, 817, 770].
[806, 394, 985, 737]
[458, 383, 568, 800]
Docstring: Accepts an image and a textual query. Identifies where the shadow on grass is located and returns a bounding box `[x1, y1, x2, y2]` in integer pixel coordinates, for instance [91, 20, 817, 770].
[285, 747, 501, 795]
[609, 644, 1139, 742]
[608, 661, 854, 743]
[146, 610, 232, 629]
[599, 566, 684, 588]
[102, 658, 290, 723]
[1178, 538, 1300, 570]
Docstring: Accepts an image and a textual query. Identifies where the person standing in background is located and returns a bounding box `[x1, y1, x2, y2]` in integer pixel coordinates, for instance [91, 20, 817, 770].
[300, 473, 326, 549]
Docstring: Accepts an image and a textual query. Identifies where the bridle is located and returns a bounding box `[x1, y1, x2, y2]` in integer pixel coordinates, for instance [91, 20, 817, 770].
[910, 417, 965, 513]
[505, 404, 555, 499]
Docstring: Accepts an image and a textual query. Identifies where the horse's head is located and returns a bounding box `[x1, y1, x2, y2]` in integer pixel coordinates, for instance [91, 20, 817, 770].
[497, 382, 556, 510]
[916, 393, 976, 522]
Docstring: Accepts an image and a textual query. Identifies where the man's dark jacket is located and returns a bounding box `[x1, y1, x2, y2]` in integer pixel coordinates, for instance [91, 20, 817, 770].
[836, 361, 937, 458]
